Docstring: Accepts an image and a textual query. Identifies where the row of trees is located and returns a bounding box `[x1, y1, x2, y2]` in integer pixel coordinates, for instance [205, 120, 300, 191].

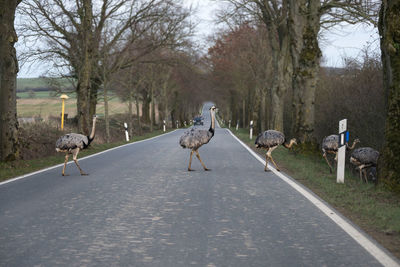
[0, 0, 399, 192]
[17, 0, 195, 135]
[0, 0, 208, 160]
[208, 0, 399, 192]
[213, 0, 378, 144]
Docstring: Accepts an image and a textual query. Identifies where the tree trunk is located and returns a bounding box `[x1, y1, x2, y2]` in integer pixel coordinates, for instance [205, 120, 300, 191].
[76, 0, 93, 135]
[128, 93, 133, 137]
[135, 94, 142, 135]
[0, 0, 20, 161]
[268, 23, 292, 132]
[242, 98, 246, 128]
[289, 0, 321, 148]
[142, 92, 150, 123]
[150, 83, 154, 132]
[270, 54, 291, 132]
[378, 0, 400, 193]
[104, 83, 110, 143]
[260, 90, 266, 132]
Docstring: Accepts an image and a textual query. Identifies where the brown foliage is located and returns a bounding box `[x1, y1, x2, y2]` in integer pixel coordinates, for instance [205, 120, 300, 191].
[315, 52, 385, 150]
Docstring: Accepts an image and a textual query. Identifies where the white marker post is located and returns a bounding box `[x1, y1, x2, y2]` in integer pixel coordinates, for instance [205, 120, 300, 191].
[229, 120, 231, 128]
[250, 120, 254, 140]
[124, 122, 130, 142]
[236, 120, 239, 131]
[163, 120, 166, 132]
[176, 120, 179, 129]
[337, 119, 347, 183]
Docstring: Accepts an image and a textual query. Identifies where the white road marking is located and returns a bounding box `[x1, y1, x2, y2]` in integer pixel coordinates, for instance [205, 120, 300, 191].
[227, 129, 399, 267]
[0, 130, 178, 187]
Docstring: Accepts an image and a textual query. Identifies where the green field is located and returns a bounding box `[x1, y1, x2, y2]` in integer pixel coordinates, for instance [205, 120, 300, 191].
[17, 77, 74, 91]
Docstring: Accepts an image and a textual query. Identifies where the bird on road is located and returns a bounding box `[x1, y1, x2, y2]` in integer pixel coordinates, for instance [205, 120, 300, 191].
[56, 115, 97, 176]
[322, 134, 360, 173]
[350, 147, 379, 183]
[255, 130, 297, 172]
[179, 106, 217, 171]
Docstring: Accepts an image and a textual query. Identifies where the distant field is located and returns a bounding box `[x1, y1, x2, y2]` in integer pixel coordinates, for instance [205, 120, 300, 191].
[18, 97, 129, 118]
[17, 77, 74, 91]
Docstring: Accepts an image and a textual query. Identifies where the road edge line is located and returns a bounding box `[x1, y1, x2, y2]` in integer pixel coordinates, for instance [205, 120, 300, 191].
[227, 128, 399, 267]
[0, 130, 178, 187]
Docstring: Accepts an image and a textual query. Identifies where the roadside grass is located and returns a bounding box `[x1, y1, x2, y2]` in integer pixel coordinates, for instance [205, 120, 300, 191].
[0, 129, 172, 183]
[231, 127, 400, 258]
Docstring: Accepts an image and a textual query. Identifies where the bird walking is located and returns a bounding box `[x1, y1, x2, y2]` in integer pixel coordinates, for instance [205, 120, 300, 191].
[321, 134, 360, 173]
[350, 147, 379, 183]
[179, 106, 217, 171]
[255, 130, 297, 172]
[56, 115, 97, 176]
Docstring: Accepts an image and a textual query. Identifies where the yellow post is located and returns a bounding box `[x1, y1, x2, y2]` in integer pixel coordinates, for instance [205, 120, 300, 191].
[60, 94, 69, 130]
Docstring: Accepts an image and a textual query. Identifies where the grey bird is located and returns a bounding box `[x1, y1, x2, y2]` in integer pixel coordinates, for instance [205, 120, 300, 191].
[56, 115, 97, 176]
[179, 106, 217, 171]
[255, 130, 297, 172]
[350, 147, 379, 183]
[322, 134, 360, 173]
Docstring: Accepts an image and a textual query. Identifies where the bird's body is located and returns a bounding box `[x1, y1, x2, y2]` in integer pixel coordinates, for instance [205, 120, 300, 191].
[322, 134, 360, 173]
[350, 147, 379, 183]
[179, 106, 216, 171]
[179, 128, 213, 150]
[56, 116, 97, 176]
[322, 134, 340, 154]
[255, 130, 296, 171]
[55, 133, 91, 152]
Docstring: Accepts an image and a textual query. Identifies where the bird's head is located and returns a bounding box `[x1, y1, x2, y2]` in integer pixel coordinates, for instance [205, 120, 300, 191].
[290, 138, 297, 146]
[354, 138, 360, 144]
[210, 106, 217, 111]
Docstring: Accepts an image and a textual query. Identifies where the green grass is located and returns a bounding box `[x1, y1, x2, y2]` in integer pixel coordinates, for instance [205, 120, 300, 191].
[0, 129, 172, 183]
[231, 127, 400, 257]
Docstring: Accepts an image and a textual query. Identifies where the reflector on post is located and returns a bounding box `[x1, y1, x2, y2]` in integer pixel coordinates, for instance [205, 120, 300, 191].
[337, 119, 347, 183]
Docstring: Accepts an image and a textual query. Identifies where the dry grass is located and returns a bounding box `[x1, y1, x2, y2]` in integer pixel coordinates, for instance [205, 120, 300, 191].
[17, 97, 130, 119]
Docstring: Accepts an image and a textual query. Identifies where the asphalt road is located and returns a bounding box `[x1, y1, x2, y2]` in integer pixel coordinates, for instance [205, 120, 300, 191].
[0, 104, 398, 267]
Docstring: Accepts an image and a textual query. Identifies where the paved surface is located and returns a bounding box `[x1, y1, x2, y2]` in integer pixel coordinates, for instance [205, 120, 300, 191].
[0, 104, 396, 266]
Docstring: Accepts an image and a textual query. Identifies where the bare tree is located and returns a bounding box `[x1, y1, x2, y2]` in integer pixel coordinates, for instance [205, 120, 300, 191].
[17, 0, 191, 135]
[220, 0, 292, 131]
[378, 0, 400, 193]
[0, 0, 21, 161]
[289, 0, 378, 148]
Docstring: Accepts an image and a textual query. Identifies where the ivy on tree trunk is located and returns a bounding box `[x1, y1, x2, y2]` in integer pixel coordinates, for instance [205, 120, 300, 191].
[379, 0, 400, 193]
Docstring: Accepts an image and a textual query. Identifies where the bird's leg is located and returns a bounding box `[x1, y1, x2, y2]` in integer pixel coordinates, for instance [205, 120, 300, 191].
[195, 150, 210, 171]
[264, 153, 270, 172]
[269, 155, 280, 172]
[267, 147, 280, 171]
[363, 168, 368, 183]
[358, 165, 365, 182]
[62, 153, 69, 176]
[188, 150, 194, 171]
[73, 148, 88, 176]
[322, 151, 333, 174]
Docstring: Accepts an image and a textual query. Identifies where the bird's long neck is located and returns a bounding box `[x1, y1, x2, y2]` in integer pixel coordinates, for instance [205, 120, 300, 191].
[347, 140, 358, 150]
[283, 139, 295, 149]
[209, 110, 215, 135]
[88, 117, 97, 142]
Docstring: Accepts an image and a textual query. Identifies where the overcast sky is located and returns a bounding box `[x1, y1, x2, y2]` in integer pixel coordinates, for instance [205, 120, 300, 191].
[17, 0, 380, 78]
